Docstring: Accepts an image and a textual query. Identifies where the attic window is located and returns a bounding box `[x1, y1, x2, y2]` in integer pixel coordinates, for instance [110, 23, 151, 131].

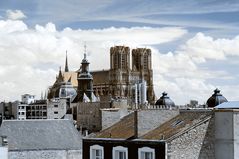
[138, 147, 155, 159]
[113, 146, 128, 159]
[90, 145, 104, 159]
[171, 120, 183, 127]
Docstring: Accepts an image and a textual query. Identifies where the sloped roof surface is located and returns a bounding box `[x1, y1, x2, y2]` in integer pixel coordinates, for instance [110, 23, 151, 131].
[63, 71, 78, 87]
[215, 101, 239, 109]
[96, 112, 136, 139]
[0, 119, 82, 151]
[142, 110, 212, 140]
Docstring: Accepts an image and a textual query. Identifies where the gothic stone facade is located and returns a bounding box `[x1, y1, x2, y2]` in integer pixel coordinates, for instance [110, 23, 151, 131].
[48, 46, 155, 104]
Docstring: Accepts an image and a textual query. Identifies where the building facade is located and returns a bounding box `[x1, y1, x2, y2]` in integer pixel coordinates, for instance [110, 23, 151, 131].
[0, 101, 18, 121]
[83, 138, 166, 159]
[47, 98, 69, 119]
[26, 100, 47, 119]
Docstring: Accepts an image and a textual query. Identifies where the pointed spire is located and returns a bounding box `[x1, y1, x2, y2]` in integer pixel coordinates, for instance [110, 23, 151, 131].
[65, 50, 69, 72]
[58, 66, 64, 82]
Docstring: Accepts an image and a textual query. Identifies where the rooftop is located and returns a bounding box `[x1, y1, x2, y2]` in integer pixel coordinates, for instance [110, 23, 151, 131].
[215, 101, 239, 109]
[0, 119, 82, 151]
[96, 112, 136, 139]
[141, 110, 212, 141]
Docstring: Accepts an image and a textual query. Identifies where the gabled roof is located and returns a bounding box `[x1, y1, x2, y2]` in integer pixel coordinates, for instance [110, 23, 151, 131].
[96, 112, 136, 139]
[0, 120, 82, 151]
[141, 110, 212, 141]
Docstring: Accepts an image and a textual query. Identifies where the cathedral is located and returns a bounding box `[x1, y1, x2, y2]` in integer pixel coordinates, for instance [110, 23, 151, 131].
[48, 46, 155, 105]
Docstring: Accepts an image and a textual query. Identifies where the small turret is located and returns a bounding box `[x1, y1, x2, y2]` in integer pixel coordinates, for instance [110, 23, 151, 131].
[206, 88, 228, 108]
[155, 92, 175, 107]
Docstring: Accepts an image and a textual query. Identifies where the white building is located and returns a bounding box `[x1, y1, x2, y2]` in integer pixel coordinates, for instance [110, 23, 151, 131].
[215, 101, 239, 159]
[17, 94, 35, 120]
[21, 94, 35, 104]
[0, 136, 8, 159]
[47, 98, 68, 119]
[17, 103, 28, 120]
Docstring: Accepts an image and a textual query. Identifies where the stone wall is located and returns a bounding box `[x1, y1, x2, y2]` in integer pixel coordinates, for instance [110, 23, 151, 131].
[9, 150, 82, 159]
[101, 108, 131, 129]
[167, 118, 214, 159]
[77, 102, 101, 132]
[137, 109, 179, 136]
[47, 98, 67, 119]
[198, 116, 215, 159]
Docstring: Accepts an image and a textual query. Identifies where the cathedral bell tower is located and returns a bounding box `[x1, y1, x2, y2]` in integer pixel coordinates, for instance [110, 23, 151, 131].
[77, 51, 94, 102]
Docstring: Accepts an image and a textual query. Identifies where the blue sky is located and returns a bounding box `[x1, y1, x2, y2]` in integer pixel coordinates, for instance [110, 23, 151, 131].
[0, 0, 239, 104]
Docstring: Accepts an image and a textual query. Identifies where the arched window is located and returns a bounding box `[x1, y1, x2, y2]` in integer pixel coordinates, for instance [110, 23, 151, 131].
[138, 147, 155, 159]
[90, 145, 104, 159]
[113, 146, 128, 159]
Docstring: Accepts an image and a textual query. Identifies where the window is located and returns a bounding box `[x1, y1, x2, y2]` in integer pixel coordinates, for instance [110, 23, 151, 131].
[138, 147, 155, 159]
[54, 111, 58, 114]
[113, 146, 128, 159]
[90, 145, 104, 159]
[54, 105, 58, 108]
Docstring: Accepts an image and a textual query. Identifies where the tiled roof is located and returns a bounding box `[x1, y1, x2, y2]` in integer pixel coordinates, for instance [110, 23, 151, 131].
[63, 71, 78, 87]
[96, 112, 136, 139]
[141, 110, 212, 141]
[0, 120, 82, 151]
[62, 70, 110, 88]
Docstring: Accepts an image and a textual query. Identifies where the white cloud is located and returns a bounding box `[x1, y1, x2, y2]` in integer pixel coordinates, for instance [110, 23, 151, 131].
[0, 20, 186, 101]
[179, 32, 239, 63]
[151, 32, 239, 104]
[0, 19, 239, 105]
[6, 10, 27, 20]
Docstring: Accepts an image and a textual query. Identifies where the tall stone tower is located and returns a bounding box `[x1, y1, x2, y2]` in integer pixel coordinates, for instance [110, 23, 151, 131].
[109, 46, 131, 97]
[77, 53, 93, 102]
[132, 48, 155, 104]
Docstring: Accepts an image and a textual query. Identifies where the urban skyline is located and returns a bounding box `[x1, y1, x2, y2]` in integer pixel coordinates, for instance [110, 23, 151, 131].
[0, 0, 239, 104]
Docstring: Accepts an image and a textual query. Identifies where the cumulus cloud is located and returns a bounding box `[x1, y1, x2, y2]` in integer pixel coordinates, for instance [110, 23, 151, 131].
[6, 10, 27, 20]
[0, 20, 186, 101]
[151, 32, 239, 104]
[0, 19, 239, 104]
[179, 32, 239, 63]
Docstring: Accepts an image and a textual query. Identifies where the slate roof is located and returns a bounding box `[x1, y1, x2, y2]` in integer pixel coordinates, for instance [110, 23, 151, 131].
[0, 119, 82, 151]
[215, 101, 239, 109]
[141, 110, 212, 141]
[96, 112, 136, 139]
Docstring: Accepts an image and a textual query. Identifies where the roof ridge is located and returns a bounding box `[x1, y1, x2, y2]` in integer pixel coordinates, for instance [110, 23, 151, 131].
[166, 115, 212, 142]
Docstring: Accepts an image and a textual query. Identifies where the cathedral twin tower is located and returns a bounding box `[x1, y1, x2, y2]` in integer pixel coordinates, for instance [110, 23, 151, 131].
[109, 46, 155, 104]
[48, 46, 155, 105]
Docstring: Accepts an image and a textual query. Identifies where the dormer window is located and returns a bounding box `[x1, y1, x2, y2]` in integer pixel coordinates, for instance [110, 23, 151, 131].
[113, 146, 128, 159]
[90, 145, 104, 159]
[138, 147, 155, 159]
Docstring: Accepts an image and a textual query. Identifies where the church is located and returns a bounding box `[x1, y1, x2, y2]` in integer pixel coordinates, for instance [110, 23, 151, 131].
[48, 45, 156, 105]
